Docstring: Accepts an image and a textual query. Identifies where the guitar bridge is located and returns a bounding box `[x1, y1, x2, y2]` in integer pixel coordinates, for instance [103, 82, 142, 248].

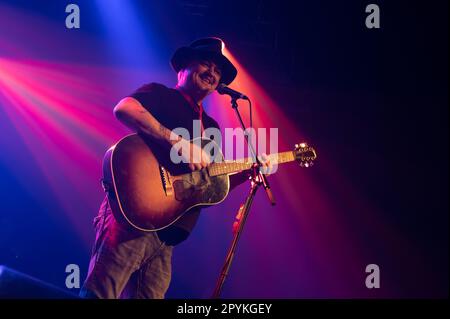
[159, 165, 173, 196]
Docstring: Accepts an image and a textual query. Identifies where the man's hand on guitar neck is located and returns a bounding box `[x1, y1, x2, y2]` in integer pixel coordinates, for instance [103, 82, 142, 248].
[229, 153, 274, 191]
[258, 153, 274, 175]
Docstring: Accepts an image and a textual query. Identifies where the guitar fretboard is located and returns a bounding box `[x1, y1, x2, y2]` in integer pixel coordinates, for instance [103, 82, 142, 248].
[208, 151, 295, 176]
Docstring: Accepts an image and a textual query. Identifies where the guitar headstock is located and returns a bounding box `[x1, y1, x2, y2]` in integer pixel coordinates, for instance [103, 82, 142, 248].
[294, 143, 317, 167]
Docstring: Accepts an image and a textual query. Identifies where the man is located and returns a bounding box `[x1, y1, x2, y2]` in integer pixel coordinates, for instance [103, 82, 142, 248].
[79, 37, 259, 299]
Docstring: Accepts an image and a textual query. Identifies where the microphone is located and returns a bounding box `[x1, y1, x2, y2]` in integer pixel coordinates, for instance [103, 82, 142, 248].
[216, 83, 249, 100]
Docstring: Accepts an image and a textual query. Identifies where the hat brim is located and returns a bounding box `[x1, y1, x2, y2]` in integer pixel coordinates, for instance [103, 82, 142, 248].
[171, 47, 237, 85]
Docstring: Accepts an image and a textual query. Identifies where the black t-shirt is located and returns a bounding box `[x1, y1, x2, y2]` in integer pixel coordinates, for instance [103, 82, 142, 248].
[129, 83, 220, 245]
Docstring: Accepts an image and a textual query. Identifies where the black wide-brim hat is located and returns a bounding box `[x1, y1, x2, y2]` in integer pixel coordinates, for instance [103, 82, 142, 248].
[170, 37, 237, 85]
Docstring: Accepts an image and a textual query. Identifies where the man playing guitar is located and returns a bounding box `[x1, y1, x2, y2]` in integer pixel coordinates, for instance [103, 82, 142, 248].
[79, 37, 271, 299]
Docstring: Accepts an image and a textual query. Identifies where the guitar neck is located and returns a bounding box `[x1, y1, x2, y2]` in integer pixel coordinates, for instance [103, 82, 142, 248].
[208, 151, 295, 177]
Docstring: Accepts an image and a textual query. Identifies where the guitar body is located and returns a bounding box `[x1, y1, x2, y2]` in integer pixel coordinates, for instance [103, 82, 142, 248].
[103, 134, 229, 232]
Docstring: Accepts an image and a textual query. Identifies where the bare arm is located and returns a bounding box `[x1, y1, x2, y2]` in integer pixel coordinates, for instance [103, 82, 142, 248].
[113, 97, 175, 148]
[113, 97, 209, 170]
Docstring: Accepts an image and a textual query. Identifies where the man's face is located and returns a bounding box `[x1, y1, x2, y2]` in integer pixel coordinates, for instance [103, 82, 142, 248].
[179, 59, 222, 95]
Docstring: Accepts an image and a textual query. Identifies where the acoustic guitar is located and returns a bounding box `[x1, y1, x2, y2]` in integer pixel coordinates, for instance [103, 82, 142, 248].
[102, 133, 316, 231]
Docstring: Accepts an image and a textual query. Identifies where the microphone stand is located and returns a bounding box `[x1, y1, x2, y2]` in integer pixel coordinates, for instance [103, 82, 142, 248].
[212, 97, 276, 299]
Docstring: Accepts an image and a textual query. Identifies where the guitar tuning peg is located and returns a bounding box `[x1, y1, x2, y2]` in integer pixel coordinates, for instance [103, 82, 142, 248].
[295, 144, 299, 149]
[299, 161, 314, 168]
